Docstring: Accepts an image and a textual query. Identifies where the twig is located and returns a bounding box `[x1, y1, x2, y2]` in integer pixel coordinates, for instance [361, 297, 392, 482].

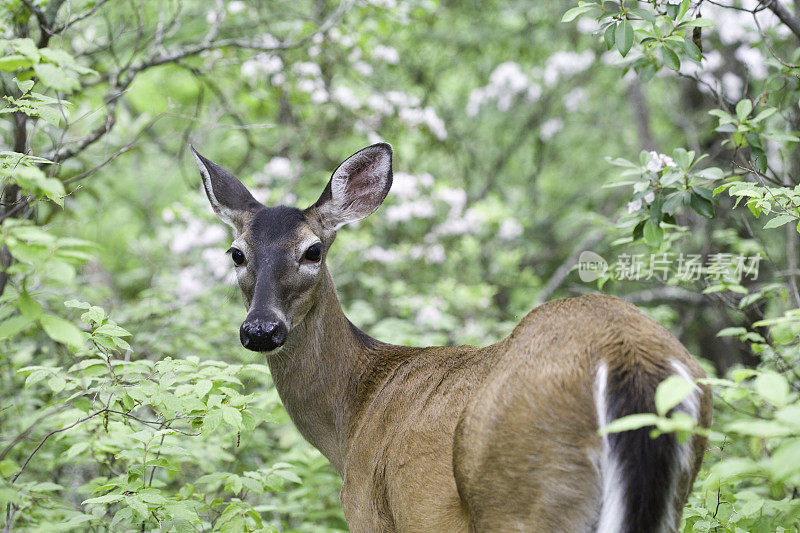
[63, 111, 167, 185]
[534, 230, 603, 305]
[763, 0, 800, 41]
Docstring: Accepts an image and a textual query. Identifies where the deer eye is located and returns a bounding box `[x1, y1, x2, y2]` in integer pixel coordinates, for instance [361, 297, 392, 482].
[303, 242, 322, 262]
[228, 247, 245, 266]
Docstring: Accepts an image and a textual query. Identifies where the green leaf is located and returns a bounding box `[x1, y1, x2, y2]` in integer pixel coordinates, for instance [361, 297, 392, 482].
[661, 46, 680, 70]
[655, 375, 696, 416]
[94, 323, 131, 337]
[604, 23, 616, 49]
[755, 371, 790, 407]
[694, 167, 725, 181]
[677, 17, 715, 29]
[83, 493, 125, 505]
[195, 379, 213, 398]
[763, 214, 796, 229]
[690, 194, 714, 218]
[0, 315, 34, 340]
[203, 408, 222, 434]
[0, 55, 32, 71]
[735, 99, 753, 121]
[222, 406, 243, 430]
[717, 327, 747, 337]
[14, 78, 34, 93]
[616, 20, 634, 57]
[11, 38, 39, 60]
[561, 5, 595, 22]
[125, 495, 148, 517]
[40, 315, 85, 347]
[599, 413, 661, 435]
[629, 7, 655, 24]
[33, 63, 80, 93]
[643, 219, 663, 247]
[751, 107, 777, 123]
[732, 368, 757, 383]
[726, 419, 792, 437]
[762, 131, 800, 143]
[47, 374, 66, 393]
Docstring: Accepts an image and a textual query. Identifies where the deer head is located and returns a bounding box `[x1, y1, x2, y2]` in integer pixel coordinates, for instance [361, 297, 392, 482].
[191, 143, 393, 353]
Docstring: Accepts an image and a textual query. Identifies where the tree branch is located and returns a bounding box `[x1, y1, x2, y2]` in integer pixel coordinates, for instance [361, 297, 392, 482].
[534, 230, 604, 305]
[765, 0, 800, 41]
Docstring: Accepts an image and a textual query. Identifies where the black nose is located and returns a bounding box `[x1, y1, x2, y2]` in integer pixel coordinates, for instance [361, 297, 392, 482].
[239, 318, 287, 352]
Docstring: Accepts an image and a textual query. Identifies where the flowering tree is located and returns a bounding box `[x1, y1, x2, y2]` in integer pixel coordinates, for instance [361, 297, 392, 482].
[1, 0, 800, 530]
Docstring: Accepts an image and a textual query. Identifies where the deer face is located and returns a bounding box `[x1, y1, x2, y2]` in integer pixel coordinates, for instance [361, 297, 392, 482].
[192, 144, 393, 353]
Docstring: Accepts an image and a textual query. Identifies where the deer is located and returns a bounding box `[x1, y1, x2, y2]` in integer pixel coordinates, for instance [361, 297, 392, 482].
[191, 142, 712, 533]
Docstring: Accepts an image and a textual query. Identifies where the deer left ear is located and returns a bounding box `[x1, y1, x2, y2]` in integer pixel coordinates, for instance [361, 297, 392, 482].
[309, 143, 393, 233]
[191, 146, 262, 233]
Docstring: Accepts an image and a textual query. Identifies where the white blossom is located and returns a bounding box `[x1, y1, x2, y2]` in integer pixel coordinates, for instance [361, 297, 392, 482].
[258, 33, 280, 48]
[722, 72, 743, 99]
[385, 90, 420, 108]
[202, 248, 232, 281]
[293, 62, 322, 77]
[436, 187, 467, 214]
[426, 244, 445, 264]
[241, 54, 283, 79]
[645, 151, 677, 172]
[367, 0, 397, 7]
[227, 1, 245, 14]
[310, 88, 329, 104]
[366, 94, 394, 115]
[735, 45, 767, 79]
[364, 246, 399, 263]
[498, 219, 523, 240]
[576, 17, 600, 34]
[372, 45, 400, 64]
[332, 85, 360, 109]
[399, 106, 447, 140]
[271, 73, 286, 86]
[543, 50, 595, 86]
[540, 118, 563, 140]
[264, 157, 293, 180]
[436, 208, 484, 236]
[563, 87, 586, 112]
[170, 215, 227, 254]
[415, 305, 443, 326]
[391, 172, 421, 200]
[384, 200, 435, 223]
[627, 199, 643, 213]
[353, 61, 374, 76]
[177, 266, 206, 299]
[644, 191, 656, 204]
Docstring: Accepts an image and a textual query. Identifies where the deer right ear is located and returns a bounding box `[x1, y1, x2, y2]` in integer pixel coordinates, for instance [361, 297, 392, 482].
[308, 143, 393, 235]
[191, 146, 261, 232]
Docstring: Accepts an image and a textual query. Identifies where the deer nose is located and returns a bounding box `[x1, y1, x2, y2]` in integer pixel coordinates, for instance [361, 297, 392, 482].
[240, 318, 287, 352]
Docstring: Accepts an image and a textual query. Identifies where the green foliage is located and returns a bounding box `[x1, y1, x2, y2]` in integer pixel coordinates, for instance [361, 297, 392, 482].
[1, 0, 799, 530]
[566, 1, 800, 529]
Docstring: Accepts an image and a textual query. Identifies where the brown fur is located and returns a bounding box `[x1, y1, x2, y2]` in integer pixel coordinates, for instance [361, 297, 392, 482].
[268, 272, 711, 532]
[193, 144, 713, 532]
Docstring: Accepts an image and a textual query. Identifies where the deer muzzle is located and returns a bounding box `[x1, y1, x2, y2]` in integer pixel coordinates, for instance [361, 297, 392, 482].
[240, 314, 288, 352]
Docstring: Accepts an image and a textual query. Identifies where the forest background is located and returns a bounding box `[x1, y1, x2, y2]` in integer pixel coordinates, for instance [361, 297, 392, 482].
[1, 0, 800, 531]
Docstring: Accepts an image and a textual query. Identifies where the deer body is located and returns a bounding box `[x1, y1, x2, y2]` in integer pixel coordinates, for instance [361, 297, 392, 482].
[192, 143, 712, 532]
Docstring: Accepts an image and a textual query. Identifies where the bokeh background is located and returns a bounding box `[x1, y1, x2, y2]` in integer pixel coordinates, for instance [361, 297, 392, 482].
[2, 0, 800, 530]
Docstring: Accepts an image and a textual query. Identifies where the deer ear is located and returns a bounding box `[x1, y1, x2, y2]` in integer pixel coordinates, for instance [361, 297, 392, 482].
[191, 146, 261, 232]
[309, 143, 393, 233]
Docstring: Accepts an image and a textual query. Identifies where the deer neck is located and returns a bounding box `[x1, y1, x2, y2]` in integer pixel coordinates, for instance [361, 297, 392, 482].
[265, 268, 372, 474]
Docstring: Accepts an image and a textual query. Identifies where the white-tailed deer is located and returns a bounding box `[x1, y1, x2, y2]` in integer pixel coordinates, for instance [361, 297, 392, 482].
[191, 143, 712, 532]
